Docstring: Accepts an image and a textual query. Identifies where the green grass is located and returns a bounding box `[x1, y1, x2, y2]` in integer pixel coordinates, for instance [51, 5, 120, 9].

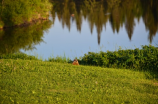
[0, 59, 158, 104]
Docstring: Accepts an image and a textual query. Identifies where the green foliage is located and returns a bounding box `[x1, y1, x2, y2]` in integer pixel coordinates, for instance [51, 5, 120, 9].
[0, 53, 38, 60]
[47, 56, 71, 63]
[52, 0, 158, 44]
[0, 59, 158, 103]
[0, 20, 52, 54]
[78, 45, 158, 71]
[0, 0, 52, 27]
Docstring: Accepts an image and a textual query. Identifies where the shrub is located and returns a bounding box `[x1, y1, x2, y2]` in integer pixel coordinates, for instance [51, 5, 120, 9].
[78, 45, 158, 71]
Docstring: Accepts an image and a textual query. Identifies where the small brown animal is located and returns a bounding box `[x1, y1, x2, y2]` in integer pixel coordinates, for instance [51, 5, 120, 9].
[72, 59, 79, 65]
[71, 14, 75, 17]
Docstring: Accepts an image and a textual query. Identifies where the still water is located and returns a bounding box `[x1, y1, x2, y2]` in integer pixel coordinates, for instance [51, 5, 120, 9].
[0, 0, 158, 60]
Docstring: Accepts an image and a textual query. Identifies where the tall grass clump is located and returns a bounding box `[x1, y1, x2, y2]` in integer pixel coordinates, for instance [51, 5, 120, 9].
[78, 45, 158, 71]
[47, 55, 72, 63]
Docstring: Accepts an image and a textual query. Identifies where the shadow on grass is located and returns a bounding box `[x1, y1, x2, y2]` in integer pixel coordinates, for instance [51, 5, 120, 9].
[144, 70, 158, 80]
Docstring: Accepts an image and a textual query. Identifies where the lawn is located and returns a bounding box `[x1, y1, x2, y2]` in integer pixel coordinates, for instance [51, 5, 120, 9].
[0, 59, 158, 104]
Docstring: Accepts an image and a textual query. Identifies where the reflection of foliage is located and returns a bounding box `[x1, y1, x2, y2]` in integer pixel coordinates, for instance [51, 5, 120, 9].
[84, 0, 109, 44]
[0, 20, 52, 54]
[51, 0, 77, 31]
[51, 0, 158, 44]
[141, 0, 158, 42]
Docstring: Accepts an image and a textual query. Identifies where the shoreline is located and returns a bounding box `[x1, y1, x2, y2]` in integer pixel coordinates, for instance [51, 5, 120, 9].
[0, 17, 49, 30]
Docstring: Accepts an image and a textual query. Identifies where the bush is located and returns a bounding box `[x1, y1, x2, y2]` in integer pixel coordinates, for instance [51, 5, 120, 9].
[78, 45, 158, 71]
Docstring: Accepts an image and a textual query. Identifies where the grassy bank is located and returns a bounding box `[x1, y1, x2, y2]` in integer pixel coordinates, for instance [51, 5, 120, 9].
[1, 45, 158, 79]
[46, 45, 158, 74]
[0, 59, 158, 103]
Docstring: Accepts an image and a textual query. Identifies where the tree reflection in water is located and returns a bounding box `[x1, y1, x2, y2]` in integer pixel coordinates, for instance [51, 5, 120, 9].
[0, 0, 158, 55]
[51, 0, 158, 44]
[0, 20, 52, 54]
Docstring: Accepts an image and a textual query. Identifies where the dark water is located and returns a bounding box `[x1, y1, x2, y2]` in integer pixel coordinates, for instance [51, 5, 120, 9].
[0, 0, 158, 60]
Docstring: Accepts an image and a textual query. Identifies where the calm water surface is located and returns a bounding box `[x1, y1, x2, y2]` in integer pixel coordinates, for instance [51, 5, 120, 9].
[0, 0, 158, 60]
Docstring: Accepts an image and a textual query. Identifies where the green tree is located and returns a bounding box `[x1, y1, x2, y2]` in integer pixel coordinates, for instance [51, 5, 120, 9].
[0, 0, 52, 28]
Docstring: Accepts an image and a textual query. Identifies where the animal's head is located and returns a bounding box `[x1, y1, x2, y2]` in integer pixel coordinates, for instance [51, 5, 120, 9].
[72, 59, 79, 65]
[74, 59, 78, 62]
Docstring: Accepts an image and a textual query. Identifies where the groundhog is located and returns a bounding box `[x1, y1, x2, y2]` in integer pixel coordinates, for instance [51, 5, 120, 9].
[72, 59, 79, 65]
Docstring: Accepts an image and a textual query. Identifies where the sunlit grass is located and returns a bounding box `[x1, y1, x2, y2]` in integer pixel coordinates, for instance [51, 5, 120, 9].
[0, 59, 158, 104]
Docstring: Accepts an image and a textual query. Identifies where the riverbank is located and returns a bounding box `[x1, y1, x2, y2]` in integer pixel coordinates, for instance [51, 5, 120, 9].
[1, 45, 158, 72]
[0, 45, 158, 103]
[1, 45, 158, 80]
[0, 14, 51, 29]
[0, 16, 49, 29]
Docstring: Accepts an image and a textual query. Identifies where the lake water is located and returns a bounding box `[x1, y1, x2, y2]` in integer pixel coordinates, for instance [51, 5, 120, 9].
[0, 0, 158, 60]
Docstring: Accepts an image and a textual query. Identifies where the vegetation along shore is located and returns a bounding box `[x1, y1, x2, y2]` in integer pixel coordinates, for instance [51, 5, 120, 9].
[0, 45, 158, 103]
[0, 0, 52, 29]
